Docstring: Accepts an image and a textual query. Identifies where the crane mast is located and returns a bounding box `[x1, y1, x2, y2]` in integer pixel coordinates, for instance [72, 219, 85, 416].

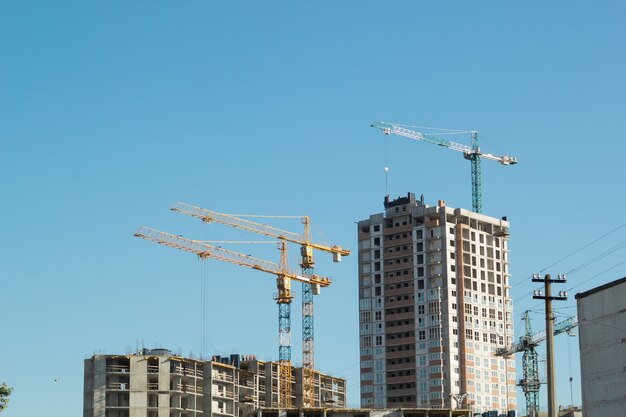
[171, 202, 350, 408]
[495, 311, 578, 417]
[371, 121, 518, 213]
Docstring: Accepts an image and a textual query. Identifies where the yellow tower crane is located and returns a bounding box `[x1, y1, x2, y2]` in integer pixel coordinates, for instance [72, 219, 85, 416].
[134, 226, 333, 407]
[170, 202, 350, 407]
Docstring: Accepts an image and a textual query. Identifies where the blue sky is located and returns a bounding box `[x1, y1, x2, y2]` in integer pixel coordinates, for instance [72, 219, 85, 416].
[1, 1, 625, 415]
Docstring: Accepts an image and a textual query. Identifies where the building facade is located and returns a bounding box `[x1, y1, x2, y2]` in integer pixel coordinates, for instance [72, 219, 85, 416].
[575, 277, 626, 417]
[84, 349, 346, 417]
[357, 193, 516, 414]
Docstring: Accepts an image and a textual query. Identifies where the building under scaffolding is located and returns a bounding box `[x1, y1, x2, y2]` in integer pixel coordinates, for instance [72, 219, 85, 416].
[83, 348, 346, 417]
[257, 408, 472, 417]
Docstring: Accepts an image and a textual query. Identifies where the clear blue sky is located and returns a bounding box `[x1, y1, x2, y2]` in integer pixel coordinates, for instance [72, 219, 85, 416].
[1, 1, 625, 415]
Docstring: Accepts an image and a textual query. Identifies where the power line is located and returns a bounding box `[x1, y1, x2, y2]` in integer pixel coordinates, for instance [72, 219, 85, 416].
[566, 258, 626, 293]
[511, 222, 626, 292]
[524, 256, 626, 314]
[540, 223, 626, 273]
[512, 228, 626, 319]
[564, 240, 626, 275]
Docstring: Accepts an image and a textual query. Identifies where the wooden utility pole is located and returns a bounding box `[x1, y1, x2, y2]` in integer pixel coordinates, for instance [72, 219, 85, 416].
[532, 273, 568, 417]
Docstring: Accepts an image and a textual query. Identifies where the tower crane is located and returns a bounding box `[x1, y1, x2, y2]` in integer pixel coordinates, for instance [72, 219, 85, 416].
[495, 311, 578, 417]
[370, 121, 518, 213]
[134, 226, 333, 407]
[170, 202, 350, 408]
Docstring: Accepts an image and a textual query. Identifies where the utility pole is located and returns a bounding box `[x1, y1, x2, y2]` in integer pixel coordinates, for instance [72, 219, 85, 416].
[532, 273, 568, 417]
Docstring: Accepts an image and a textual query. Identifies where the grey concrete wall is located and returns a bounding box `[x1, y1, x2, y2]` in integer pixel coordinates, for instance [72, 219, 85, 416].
[158, 357, 171, 417]
[130, 356, 147, 417]
[83, 359, 94, 417]
[93, 357, 106, 417]
[577, 279, 626, 417]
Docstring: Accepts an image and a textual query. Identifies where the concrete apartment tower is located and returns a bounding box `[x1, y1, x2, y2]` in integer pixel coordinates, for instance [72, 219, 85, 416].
[357, 193, 516, 415]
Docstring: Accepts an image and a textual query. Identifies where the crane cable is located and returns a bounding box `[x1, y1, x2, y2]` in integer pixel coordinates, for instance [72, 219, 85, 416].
[384, 129, 389, 196]
[390, 122, 475, 135]
[200, 221, 210, 358]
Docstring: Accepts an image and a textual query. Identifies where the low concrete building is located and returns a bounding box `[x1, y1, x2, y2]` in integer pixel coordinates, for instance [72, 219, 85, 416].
[257, 408, 471, 417]
[83, 349, 347, 417]
[575, 277, 626, 417]
[84, 348, 206, 417]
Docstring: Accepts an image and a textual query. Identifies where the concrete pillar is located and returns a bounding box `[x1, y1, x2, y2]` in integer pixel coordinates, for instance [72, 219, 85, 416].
[130, 357, 147, 417]
[159, 357, 171, 417]
[93, 357, 106, 417]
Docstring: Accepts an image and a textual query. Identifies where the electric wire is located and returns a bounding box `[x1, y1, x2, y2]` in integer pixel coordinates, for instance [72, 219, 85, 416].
[540, 223, 626, 273]
[511, 223, 626, 318]
[520, 252, 626, 315]
[565, 258, 626, 293]
[563, 240, 626, 275]
[512, 222, 626, 291]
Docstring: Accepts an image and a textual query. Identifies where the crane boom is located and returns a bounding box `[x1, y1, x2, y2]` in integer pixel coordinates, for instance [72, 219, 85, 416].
[133, 226, 332, 288]
[171, 202, 350, 259]
[495, 315, 578, 357]
[171, 202, 349, 408]
[528, 316, 578, 348]
[371, 121, 518, 213]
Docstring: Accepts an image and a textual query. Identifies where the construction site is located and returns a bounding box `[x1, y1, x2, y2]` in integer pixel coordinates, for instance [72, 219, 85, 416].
[82, 123, 621, 417]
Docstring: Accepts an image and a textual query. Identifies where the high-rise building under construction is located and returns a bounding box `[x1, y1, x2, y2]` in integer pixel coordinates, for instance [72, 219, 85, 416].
[357, 193, 516, 414]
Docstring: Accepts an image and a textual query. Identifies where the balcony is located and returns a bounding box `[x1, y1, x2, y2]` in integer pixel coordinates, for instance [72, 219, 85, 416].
[212, 372, 234, 382]
[172, 383, 203, 395]
[212, 389, 235, 399]
[106, 365, 130, 374]
[106, 382, 129, 391]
